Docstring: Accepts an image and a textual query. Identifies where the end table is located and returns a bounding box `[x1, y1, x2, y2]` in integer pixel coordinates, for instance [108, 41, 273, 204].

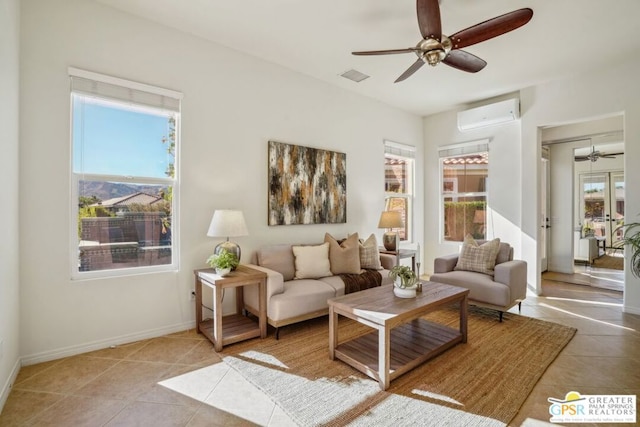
[194, 265, 267, 351]
[379, 248, 417, 272]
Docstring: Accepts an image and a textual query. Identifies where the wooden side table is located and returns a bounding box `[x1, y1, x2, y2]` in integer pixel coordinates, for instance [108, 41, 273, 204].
[194, 265, 267, 351]
[379, 248, 417, 272]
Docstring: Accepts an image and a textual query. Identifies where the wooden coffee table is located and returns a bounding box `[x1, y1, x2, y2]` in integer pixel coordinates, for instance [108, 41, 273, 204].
[328, 282, 469, 390]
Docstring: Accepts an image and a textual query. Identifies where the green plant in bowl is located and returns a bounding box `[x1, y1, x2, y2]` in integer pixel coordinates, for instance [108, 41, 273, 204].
[206, 248, 239, 273]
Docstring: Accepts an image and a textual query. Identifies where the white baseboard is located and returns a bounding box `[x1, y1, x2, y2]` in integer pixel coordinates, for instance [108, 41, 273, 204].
[0, 357, 21, 414]
[623, 305, 640, 315]
[21, 320, 195, 366]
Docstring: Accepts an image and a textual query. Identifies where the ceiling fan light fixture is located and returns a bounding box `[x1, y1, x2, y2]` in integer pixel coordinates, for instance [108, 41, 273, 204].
[425, 49, 445, 66]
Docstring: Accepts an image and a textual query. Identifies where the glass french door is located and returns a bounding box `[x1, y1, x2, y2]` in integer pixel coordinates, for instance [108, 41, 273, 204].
[579, 171, 624, 249]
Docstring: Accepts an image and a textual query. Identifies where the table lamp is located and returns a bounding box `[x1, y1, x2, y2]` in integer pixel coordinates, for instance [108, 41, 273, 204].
[207, 210, 248, 266]
[378, 210, 403, 251]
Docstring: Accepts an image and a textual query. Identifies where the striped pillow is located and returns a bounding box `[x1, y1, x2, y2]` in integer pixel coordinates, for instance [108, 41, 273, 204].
[359, 234, 382, 270]
[454, 235, 501, 276]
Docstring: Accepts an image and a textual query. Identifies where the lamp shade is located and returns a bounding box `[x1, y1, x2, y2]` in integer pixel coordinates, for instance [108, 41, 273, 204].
[378, 211, 403, 229]
[207, 210, 248, 237]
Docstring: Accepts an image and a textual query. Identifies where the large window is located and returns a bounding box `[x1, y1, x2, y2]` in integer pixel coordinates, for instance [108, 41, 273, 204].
[439, 141, 488, 242]
[70, 68, 181, 278]
[384, 140, 415, 241]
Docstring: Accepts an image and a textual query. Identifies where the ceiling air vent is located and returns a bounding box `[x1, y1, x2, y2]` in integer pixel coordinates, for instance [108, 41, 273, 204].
[340, 69, 370, 83]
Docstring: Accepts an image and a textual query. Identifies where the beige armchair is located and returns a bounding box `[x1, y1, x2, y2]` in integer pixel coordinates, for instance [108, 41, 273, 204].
[430, 240, 527, 321]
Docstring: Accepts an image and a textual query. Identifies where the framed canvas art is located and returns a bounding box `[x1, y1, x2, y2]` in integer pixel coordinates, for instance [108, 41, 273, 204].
[268, 141, 346, 225]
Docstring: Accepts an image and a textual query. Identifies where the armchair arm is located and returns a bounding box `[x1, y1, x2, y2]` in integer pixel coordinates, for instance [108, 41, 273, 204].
[494, 260, 527, 301]
[379, 253, 396, 270]
[434, 254, 459, 274]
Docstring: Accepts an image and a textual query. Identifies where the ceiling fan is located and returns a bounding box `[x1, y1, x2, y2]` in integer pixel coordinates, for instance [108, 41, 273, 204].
[575, 147, 624, 162]
[352, 0, 533, 82]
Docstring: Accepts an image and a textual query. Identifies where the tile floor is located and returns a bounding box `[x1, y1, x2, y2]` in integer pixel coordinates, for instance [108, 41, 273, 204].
[1, 272, 638, 426]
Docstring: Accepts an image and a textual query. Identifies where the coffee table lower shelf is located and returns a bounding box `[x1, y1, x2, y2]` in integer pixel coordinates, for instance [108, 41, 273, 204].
[198, 315, 261, 348]
[334, 318, 462, 384]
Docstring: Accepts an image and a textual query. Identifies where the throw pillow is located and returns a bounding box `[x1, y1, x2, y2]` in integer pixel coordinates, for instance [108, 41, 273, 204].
[454, 234, 501, 276]
[359, 234, 382, 270]
[292, 243, 332, 279]
[324, 233, 361, 274]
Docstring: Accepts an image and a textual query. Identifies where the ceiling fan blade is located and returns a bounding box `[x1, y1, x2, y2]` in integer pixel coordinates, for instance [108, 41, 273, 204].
[417, 0, 442, 40]
[574, 156, 590, 161]
[600, 152, 624, 158]
[449, 8, 533, 49]
[395, 59, 425, 83]
[352, 48, 418, 56]
[442, 50, 487, 73]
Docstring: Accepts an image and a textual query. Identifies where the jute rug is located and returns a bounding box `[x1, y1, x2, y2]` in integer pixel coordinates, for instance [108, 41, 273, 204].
[221, 307, 576, 427]
[591, 254, 624, 271]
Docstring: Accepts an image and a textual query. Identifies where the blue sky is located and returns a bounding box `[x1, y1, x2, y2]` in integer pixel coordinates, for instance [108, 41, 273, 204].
[72, 96, 174, 178]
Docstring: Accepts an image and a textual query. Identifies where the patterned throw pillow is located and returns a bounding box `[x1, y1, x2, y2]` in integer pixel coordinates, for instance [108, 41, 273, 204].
[292, 243, 333, 279]
[454, 234, 501, 276]
[324, 233, 361, 274]
[359, 234, 382, 270]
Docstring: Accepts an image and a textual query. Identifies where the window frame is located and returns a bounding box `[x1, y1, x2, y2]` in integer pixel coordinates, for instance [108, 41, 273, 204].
[438, 140, 489, 243]
[68, 68, 181, 280]
[384, 140, 415, 243]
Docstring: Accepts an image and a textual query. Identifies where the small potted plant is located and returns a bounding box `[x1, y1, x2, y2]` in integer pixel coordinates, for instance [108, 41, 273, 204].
[206, 248, 239, 276]
[389, 265, 418, 298]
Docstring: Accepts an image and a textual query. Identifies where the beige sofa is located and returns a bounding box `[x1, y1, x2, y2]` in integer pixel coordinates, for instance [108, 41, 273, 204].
[243, 240, 395, 337]
[429, 240, 527, 321]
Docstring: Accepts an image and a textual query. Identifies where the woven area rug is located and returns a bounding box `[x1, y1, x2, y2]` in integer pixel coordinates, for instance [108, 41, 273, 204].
[592, 254, 624, 271]
[221, 307, 575, 427]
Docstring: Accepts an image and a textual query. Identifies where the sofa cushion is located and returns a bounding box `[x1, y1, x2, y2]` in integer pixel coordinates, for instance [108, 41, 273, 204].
[257, 244, 296, 281]
[454, 235, 501, 276]
[292, 243, 332, 279]
[268, 279, 336, 321]
[325, 233, 361, 274]
[359, 234, 382, 270]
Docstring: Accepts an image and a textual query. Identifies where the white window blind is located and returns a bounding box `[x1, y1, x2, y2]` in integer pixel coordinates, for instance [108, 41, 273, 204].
[384, 140, 416, 158]
[69, 67, 182, 113]
[438, 139, 489, 158]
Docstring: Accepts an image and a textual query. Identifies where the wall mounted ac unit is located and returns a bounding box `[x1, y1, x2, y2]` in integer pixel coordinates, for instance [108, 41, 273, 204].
[457, 98, 520, 131]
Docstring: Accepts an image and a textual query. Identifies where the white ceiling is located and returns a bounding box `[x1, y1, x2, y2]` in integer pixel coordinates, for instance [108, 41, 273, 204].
[95, 0, 640, 116]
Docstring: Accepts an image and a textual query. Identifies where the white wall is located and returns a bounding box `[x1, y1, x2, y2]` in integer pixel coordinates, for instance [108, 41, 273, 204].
[520, 57, 640, 314]
[0, 0, 21, 409]
[18, 0, 424, 363]
[422, 95, 523, 275]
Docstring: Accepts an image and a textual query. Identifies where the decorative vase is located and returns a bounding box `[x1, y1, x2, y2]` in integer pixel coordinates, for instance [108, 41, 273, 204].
[393, 285, 417, 298]
[216, 267, 231, 277]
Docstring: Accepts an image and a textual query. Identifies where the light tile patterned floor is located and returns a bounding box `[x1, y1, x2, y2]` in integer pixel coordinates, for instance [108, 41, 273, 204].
[0, 274, 637, 426]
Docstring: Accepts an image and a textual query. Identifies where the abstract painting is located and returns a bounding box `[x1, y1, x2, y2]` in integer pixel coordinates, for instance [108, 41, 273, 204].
[268, 141, 346, 225]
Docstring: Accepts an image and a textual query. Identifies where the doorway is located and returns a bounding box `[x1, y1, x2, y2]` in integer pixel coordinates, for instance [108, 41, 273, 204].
[540, 116, 625, 295]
